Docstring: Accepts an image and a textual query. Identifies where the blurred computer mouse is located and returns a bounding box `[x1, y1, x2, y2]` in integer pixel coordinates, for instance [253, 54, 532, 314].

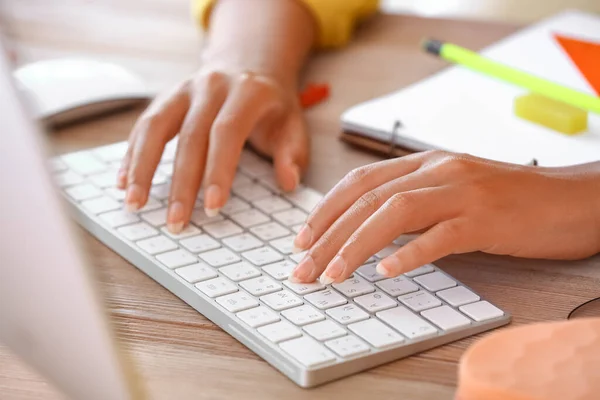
[13, 58, 154, 126]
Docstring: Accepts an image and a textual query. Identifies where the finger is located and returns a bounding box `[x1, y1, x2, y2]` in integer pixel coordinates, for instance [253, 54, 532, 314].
[377, 217, 472, 277]
[123, 83, 190, 211]
[167, 75, 228, 232]
[202, 74, 280, 214]
[289, 168, 445, 283]
[292, 153, 425, 253]
[302, 186, 460, 284]
[272, 106, 309, 192]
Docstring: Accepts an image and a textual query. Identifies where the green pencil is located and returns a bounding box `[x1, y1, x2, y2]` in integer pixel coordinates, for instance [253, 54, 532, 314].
[422, 38, 600, 114]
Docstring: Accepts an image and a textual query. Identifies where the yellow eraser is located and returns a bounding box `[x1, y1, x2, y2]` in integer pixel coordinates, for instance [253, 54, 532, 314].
[514, 93, 588, 135]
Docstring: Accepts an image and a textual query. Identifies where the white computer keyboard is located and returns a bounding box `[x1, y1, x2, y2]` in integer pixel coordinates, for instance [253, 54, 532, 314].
[50, 140, 510, 387]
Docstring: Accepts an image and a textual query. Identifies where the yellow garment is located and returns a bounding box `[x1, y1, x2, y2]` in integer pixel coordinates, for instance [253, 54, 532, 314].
[191, 0, 379, 48]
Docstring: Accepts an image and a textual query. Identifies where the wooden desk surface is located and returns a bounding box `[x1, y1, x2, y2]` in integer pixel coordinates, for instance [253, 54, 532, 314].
[2, 2, 600, 399]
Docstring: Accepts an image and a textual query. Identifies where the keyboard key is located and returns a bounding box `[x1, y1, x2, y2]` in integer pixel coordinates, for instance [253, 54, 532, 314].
[54, 170, 84, 187]
[104, 187, 126, 201]
[284, 187, 322, 213]
[99, 210, 140, 228]
[436, 286, 480, 307]
[376, 306, 438, 340]
[81, 196, 121, 214]
[199, 248, 240, 267]
[160, 139, 178, 162]
[291, 224, 303, 234]
[233, 184, 271, 201]
[239, 276, 282, 296]
[305, 289, 347, 310]
[220, 197, 251, 216]
[203, 220, 243, 239]
[459, 301, 504, 322]
[175, 263, 218, 283]
[421, 305, 471, 331]
[279, 336, 336, 368]
[219, 262, 261, 282]
[93, 141, 128, 162]
[150, 183, 170, 201]
[229, 209, 270, 228]
[376, 276, 419, 297]
[281, 305, 324, 326]
[257, 173, 282, 194]
[139, 197, 163, 212]
[222, 233, 263, 252]
[289, 251, 307, 263]
[272, 208, 307, 227]
[349, 319, 404, 349]
[283, 280, 325, 295]
[141, 208, 168, 226]
[260, 290, 303, 311]
[238, 154, 273, 178]
[242, 246, 283, 266]
[195, 277, 238, 298]
[237, 306, 279, 328]
[179, 234, 220, 253]
[303, 320, 347, 341]
[61, 151, 106, 175]
[216, 291, 259, 313]
[252, 196, 292, 214]
[413, 272, 457, 292]
[161, 225, 202, 240]
[325, 335, 370, 358]
[376, 245, 400, 259]
[262, 260, 296, 281]
[190, 209, 224, 226]
[356, 262, 387, 282]
[151, 172, 167, 186]
[354, 291, 397, 313]
[326, 304, 369, 325]
[89, 171, 118, 188]
[65, 184, 102, 201]
[156, 249, 197, 269]
[404, 264, 435, 277]
[232, 173, 253, 189]
[117, 222, 158, 241]
[257, 321, 302, 343]
[269, 236, 295, 255]
[157, 162, 174, 177]
[250, 222, 290, 241]
[136, 235, 177, 255]
[398, 290, 442, 312]
[333, 277, 374, 298]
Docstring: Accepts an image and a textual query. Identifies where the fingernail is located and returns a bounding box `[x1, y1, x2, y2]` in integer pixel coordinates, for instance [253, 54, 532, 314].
[377, 256, 401, 277]
[124, 184, 142, 212]
[167, 201, 184, 234]
[320, 255, 346, 285]
[293, 224, 312, 253]
[290, 164, 300, 190]
[290, 255, 316, 282]
[204, 184, 222, 216]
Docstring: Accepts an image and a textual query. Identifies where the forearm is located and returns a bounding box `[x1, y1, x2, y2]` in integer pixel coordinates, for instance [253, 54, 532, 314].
[201, 0, 316, 88]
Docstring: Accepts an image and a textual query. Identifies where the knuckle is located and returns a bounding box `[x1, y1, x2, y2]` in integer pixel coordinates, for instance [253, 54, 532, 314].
[211, 116, 239, 136]
[437, 154, 475, 175]
[385, 192, 415, 213]
[196, 70, 227, 92]
[355, 190, 383, 216]
[440, 219, 465, 241]
[344, 166, 372, 186]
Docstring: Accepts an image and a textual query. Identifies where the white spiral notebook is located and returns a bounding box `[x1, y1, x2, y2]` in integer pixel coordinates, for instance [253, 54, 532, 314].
[340, 10, 600, 167]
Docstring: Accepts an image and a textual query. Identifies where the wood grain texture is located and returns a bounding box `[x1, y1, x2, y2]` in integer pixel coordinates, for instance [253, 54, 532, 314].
[2, 1, 599, 399]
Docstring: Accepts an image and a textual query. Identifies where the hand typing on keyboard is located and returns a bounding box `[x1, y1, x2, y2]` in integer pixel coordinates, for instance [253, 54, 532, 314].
[290, 150, 600, 284]
[115, 0, 314, 234]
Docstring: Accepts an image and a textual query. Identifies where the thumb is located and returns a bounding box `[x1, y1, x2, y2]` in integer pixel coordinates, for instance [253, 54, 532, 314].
[273, 109, 310, 192]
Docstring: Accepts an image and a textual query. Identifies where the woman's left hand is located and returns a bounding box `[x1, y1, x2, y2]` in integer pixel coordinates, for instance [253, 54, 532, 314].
[289, 150, 600, 284]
